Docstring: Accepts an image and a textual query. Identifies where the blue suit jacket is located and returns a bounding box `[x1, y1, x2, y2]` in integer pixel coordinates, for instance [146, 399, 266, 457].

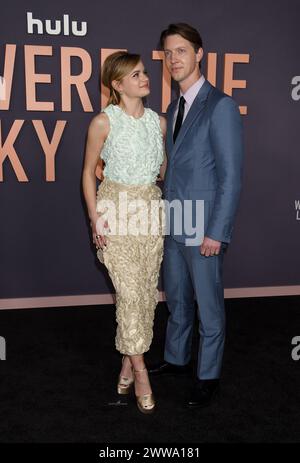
[163, 79, 244, 244]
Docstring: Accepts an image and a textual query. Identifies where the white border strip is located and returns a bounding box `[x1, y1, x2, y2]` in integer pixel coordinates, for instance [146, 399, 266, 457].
[0, 286, 300, 310]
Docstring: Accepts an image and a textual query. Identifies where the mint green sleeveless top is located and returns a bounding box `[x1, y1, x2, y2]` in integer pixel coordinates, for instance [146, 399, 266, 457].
[100, 104, 164, 185]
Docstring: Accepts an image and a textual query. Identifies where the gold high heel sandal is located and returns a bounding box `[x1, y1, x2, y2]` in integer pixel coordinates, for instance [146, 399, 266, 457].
[134, 366, 155, 414]
[117, 355, 134, 395]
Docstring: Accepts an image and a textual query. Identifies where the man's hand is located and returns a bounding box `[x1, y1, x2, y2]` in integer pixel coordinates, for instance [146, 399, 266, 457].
[200, 237, 221, 257]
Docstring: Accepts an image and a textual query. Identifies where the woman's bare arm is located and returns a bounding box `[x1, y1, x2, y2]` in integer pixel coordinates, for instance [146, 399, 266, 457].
[82, 112, 109, 247]
[82, 112, 109, 222]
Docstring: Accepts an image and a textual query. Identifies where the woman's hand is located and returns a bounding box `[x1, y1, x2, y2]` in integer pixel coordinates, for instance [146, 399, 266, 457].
[90, 213, 109, 249]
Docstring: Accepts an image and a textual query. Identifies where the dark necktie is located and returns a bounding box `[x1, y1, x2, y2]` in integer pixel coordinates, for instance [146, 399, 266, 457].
[173, 96, 185, 143]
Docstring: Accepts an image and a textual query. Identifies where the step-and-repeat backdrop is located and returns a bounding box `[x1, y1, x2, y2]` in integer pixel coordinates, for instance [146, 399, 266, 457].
[1, 0, 299, 307]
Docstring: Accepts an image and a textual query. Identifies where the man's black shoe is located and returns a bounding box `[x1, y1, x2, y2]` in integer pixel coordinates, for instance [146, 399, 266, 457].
[186, 379, 220, 408]
[148, 361, 192, 377]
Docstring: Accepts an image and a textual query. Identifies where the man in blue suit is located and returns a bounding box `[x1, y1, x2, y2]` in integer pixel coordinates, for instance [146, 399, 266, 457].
[149, 23, 244, 408]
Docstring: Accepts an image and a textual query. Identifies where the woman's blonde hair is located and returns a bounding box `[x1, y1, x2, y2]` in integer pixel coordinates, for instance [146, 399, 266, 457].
[102, 51, 141, 106]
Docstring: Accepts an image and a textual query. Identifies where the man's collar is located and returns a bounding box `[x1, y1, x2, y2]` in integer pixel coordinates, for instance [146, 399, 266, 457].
[180, 75, 206, 105]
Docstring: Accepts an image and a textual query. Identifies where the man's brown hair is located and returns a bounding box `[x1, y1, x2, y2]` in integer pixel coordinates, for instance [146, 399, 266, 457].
[160, 23, 203, 52]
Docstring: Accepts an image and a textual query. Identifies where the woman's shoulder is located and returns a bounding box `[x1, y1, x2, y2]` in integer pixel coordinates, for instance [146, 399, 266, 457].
[145, 106, 159, 117]
[145, 107, 163, 125]
[145, 108, 166, 134]
[102, 104, 122, 124]
[88, 111, 110, 137]
[102, 103, 116, 112]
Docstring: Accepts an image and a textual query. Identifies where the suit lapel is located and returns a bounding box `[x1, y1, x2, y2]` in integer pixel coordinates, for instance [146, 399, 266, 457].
[166, 100, 176, 154]
[169, 80, 213, 160]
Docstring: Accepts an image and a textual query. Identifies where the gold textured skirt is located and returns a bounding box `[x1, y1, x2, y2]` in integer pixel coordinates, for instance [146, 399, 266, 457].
[96, 177, 165, 355]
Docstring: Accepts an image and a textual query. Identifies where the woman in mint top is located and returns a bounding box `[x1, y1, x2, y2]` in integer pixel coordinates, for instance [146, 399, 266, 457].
[82, 52, 167, 414]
